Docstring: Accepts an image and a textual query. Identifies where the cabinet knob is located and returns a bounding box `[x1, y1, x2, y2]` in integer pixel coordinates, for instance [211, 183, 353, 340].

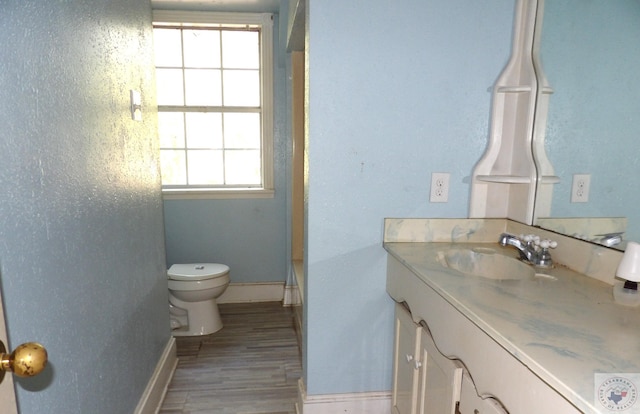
[405, 354, 413, 363]
[413, 360, 422, 370]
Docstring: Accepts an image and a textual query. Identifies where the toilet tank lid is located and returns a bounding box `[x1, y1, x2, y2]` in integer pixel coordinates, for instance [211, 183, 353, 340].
[168, 263, 230, 281]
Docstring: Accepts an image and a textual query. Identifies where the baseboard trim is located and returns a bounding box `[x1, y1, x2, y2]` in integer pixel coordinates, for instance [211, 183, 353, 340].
[292, 260, 304, 305]
[297, 379, 391, 414]
[217, 282, 285, 304]
[134, 337, 178, 414]
[283, 284, 301, 306]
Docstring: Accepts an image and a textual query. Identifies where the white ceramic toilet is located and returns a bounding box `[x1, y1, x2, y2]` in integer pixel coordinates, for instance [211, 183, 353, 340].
[168, 263, 230, 336]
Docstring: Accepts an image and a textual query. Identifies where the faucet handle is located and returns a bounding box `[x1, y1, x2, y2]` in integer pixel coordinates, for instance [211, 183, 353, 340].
[539, 239, 557, 249]
[537, 239, 557, 268]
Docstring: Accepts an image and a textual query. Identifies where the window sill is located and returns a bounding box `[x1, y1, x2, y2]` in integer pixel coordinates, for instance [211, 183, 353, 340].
[162, 188, 275, 200]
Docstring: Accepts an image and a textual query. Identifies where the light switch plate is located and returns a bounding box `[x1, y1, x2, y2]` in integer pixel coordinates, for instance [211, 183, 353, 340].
[130, 89, 142, 121]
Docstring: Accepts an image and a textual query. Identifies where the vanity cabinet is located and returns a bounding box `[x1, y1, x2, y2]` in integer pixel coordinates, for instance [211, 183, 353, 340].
[458, 372, 507, 414]
[392, 302, 421, 414]
[392, 303, 463, 414]
[387, 254, 581, 414]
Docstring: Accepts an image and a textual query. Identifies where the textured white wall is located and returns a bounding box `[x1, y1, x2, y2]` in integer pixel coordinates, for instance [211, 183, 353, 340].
[0, 1, 169, 413]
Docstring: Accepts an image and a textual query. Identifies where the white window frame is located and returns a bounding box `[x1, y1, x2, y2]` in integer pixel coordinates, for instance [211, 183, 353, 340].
[152, 10, 274, 200]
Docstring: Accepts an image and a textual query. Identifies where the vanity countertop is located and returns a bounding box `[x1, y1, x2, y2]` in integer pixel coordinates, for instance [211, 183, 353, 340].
[385, 241, 640, 414]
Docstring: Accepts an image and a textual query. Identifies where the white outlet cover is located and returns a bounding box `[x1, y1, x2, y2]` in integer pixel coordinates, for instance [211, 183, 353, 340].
[571, 174, 590, 203]
[430, 172, 450, 203]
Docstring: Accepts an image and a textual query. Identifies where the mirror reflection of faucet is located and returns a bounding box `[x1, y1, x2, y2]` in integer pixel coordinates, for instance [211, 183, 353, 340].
[570, 232, 624, 247]
[498, 233, 557, 268]
[595, 232, 623, 247]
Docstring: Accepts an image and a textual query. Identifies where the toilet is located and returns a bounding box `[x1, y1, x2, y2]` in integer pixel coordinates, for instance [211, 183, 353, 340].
[168, 263, 230, 336]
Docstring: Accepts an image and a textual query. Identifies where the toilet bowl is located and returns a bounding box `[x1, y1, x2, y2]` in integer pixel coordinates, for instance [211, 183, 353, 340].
[168, 263, 230, 336]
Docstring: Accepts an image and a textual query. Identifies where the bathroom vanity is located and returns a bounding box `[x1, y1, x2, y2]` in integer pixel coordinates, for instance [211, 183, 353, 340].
[383, 0, 640, 410]
[385, 218, 639, 414]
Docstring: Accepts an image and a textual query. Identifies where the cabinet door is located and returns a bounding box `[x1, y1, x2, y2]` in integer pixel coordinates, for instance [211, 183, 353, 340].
[418, 327, 463, 414]
[458, 371, 508, 414]
[393, 303, 422, 414]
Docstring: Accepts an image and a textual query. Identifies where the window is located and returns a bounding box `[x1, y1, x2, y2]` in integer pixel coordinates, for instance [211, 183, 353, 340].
[152, 11, 274, 199]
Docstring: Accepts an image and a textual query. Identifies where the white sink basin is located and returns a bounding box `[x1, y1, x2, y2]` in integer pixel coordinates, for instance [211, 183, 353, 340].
[437, 247, 535, 280]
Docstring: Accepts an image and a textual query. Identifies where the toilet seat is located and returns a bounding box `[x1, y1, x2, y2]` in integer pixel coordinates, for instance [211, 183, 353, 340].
[168, 263, 230, 281]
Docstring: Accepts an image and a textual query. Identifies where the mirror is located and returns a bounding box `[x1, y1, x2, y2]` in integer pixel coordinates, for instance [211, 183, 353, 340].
[532, 0, 640, 250]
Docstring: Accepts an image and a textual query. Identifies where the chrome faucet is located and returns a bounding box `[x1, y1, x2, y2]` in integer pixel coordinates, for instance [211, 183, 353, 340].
[498, 233, 556, 267]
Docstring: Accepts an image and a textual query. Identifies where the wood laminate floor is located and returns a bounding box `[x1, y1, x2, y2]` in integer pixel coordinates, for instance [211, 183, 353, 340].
[159, 302, 302, 414]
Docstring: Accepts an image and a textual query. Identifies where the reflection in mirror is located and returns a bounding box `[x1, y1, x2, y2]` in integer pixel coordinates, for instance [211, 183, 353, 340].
[533, 0, 640, 250]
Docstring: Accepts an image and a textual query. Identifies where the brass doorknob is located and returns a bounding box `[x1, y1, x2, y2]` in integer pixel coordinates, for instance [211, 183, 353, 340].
[0, 341, 48, 378]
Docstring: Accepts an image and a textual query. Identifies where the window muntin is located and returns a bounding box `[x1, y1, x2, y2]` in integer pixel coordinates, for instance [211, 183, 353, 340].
[152, 11, 273, 198]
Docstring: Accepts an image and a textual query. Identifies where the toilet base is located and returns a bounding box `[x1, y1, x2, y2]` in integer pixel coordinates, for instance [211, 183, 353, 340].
[170, 297, 223, 336]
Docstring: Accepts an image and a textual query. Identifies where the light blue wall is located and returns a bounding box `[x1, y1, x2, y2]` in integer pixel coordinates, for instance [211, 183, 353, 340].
[163, 11, 291, 284]
[540, 0, 640, 241]
[0, 1, 169, 413]
[304, 0, 515, 394]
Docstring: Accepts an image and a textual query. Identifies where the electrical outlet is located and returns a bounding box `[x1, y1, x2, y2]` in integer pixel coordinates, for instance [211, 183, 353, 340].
[571, 174, 590, 203]
[430, 172, 450, 203]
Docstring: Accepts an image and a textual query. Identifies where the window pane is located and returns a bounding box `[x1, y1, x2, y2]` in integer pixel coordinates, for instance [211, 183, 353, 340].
[224, 113, 260, 148]
[185, 113, 223, 148]
[156, 69, 184, 105]
[187, 150, 223, 185]
[223, 70, 260, 106]
[158, 113, 185, 148]
[222, 31, 259, 69]
[184, 69, 222, 106]
[183, 29, 220, 68]
[154, 19, 270, 192]
[160, 150, 187, 185]
[153, 28, 182, 67]
[225, 150, 261, 185]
